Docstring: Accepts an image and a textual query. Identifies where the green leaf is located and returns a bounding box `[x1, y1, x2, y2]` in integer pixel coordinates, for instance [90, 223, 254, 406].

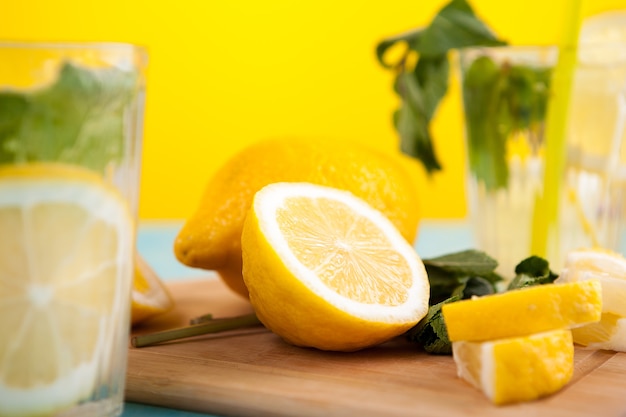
[424, 249, 498, 276]
[0, 62, 138, 172]
[392, 72, 442, 172]
[462, 55, 510, 190]
[375, 28, 422, 69]
[0, 93, 29, 163]
[415, 0, 506, 57]
[423, 249, 501, 304]
[507, 255, 558, 290]
[406, 296, 459, 355]
[414, 55, 449, 121]
[505, 65, 552, 132]
[452, 276, 496, 299]
[393, 109, 441, 172]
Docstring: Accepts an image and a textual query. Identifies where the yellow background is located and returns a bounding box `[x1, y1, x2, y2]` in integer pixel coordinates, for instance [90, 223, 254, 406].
[2, 0, 624, 220]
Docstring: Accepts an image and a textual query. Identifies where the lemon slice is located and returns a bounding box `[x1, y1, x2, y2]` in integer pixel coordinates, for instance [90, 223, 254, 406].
[452, 329, 574, 405]
[442, 280, 602, 342]
[0, 163, 133, 416]
[241, 182, 430, 351]
[131, 253, 174, 325]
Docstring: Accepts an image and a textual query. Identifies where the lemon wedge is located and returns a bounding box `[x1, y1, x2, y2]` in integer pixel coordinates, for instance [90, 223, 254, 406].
[241, 182, 429, 351]
[452, 329, 574, 405]
[442, 280, 602, 342]
[131, 253, 174, 325]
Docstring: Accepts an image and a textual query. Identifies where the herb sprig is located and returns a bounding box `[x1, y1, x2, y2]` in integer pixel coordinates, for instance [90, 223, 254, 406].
[462, 56, 552, 189]
[407, 251, 558, 354]
[376, 0, 505, 173]
[0, 62, 138, 173]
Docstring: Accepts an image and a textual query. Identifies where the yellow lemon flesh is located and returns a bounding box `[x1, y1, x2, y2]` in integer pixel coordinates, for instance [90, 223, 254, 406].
[131, 253, 174, 326]
[175, 138, 421, 298]
[241, 182, 429, 352]
[0, 163, 133, 417]
[452, 329, 574, 405]
[557, 248, 626, 351]
[442, 280, 602, 342]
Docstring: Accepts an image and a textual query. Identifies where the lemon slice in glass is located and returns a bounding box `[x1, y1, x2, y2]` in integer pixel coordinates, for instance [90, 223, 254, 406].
[0, 163, 133, 416]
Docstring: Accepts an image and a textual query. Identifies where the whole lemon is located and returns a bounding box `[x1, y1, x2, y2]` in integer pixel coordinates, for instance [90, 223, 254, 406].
[174, 138, 421, 297]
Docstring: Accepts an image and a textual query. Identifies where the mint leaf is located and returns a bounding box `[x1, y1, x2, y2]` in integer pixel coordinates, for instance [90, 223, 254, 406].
[415, 0, 505, 57]
[507, 255, 558, 290]
[452, 276, 495, 299]
[375, 28, 422, 69]
[0, 93, 29, 163]
[423, 249, 501, 308]
[0, 62, 138, 173]
[462, 55, 552, 190]
[393, 71, 441, 172]
[424, 249, 498, 276]
[406, 296, 459, 355]
[462, 55, 510, 190]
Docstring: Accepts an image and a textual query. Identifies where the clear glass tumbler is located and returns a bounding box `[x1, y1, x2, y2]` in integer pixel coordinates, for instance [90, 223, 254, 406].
[0, 42, 147, 417]
[458, 42, 626, 279]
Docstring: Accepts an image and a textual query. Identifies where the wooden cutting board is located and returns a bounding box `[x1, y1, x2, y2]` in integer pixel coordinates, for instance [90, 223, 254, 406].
[126, 278, 626, 417]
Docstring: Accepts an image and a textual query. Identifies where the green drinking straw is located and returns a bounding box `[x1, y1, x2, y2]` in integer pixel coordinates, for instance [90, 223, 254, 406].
[530, 0, 585, 258]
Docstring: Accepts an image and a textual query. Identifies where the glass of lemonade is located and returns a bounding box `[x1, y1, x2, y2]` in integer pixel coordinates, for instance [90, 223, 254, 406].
[458, 37, 626, 279]
[0, 42, 146, 416]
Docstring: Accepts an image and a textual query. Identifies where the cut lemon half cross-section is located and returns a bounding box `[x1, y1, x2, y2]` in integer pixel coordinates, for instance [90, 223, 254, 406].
[241, 182, 429, 352]
[0, 163, 134, 417]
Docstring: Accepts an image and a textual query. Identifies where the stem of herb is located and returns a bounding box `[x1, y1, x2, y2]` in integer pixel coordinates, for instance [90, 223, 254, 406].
[131, 313, 262, 348]
[189, 313, 214, 325]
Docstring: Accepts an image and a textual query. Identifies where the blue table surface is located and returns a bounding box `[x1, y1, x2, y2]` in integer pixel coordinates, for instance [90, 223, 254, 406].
[126, 220, 477, 417]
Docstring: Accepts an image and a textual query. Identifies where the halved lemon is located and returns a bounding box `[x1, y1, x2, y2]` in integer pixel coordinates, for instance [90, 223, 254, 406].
[241, 182, 430, 352]
[0, 163, 134, 416]
[452, 329, 574, 405]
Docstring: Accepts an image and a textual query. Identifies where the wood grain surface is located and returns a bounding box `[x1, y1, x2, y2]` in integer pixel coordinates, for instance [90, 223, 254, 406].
[126, 279, 626, 417]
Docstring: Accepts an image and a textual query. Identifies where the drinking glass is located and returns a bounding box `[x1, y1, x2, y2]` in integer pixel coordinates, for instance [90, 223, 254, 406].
[458, 42, 626, 278]
[0, 41, 147, 417]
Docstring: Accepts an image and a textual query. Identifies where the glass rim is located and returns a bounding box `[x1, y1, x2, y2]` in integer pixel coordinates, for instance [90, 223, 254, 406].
[0, 40, 147, 53]
[457, 43, 626, 67]
[458, 41, 626, 51]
